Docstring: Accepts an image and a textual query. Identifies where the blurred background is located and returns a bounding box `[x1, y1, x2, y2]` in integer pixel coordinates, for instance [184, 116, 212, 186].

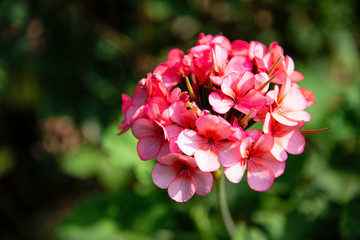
[0, 0, 360, 239]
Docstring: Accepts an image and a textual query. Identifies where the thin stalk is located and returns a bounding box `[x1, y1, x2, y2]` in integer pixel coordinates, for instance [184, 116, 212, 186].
[219, 174, 236, 238]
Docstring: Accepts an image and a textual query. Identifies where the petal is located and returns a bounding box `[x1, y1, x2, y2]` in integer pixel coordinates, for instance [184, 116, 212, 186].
[137, 136, 162, 160]
[152, 163, 178, 189]
[158, 153, 197, 168]
[225, 56, 252, 75]
[218, 141, 242, 167]
[194, 145, 220, 172]
[209, 91, 234, 114]
[221, 72, 239, 99]
[247, 161, 275, 191]
[224, 162, 247, 183]
[277, 130, 305, 155]
[270, 141, 288, 161]
[212, 44, 228, 74]
[281, 110, 311, 123]
[272, 111, 298, 126]
[169, 101, 187, 126]
[252, 152, 286, 178]
[168, 173, 195, 202]
[234, 89, 266, 115]
[177, 129, 208, 156]
[281, 86, 307, 111]
[191, 170, 213, 196]
[157, 141, 170, 161]
[196, 115, 233, 141]
[131, 118, 161, 139]
[253, 134, 274, 153]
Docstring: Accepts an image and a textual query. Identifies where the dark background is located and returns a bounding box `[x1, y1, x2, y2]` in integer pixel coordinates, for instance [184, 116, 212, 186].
[1, 0, 360, 239]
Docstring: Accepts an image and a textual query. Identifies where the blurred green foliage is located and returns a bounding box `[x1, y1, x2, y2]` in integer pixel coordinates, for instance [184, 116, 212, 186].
[0, 0, 360, 239]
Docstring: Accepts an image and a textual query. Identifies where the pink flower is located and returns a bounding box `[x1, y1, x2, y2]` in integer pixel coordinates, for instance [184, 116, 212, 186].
[131, 118, 169, 161]
[152, 153, 213, 202]
[209, 71, 267, 116]
[223, 133, 285, 191]
[118, 79, 149, 135]
[177, 115, 239, 172]
[263, 112, 305, 161]
[269, 78, 311, 126]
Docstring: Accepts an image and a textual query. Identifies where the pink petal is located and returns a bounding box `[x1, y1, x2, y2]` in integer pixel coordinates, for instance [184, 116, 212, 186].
[194, 145, 220, 172]
[168, 173, 196, 202]
[131, 118, 161, 139]
[157, 141, 170, 161]
[240, 137, 253, 159]
[159, 153, 197, 168]
[236, 71, 255, 96]
[277, 130, 305, 155]
[234, 89, 266, 115]
[281, 86, 307, 111]
[221, 72, 239, 99]
[281, 110, 311, 122]
[225, 56, 252, 75]
[285, 55, 295, 75]
[253, 134, 274, 153]
[191, 170, 213, 196]
[208, 91, 234, 114]
[152, 163, 178, 189]
[177, 129, 208, 156]
[246, 129, 263, 142]
[217, 141, 241, 167]
[212, 45, 228, 74]
[252, 152, 286, 177]
[224, 162, 247, 183]
[137, 136, 162, 160]
[270, 141, 288, 161]
[231, 40, 249, 56]
[210, 76, 223, 86]
[247, 161, 275, 191]
[290, 71, 304, 82]
[272, 111, 298, 126]
[169, 101, 187, 125]
[196, 115, 233, 141]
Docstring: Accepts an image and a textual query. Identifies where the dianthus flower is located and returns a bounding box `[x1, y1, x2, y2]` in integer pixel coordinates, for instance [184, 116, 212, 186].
[119, 32, 318, 202]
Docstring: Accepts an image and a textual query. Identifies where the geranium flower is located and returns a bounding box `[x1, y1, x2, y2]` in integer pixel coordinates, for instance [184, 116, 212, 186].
[152, 153, 213, 202]
[263, 112, 305, 161]
[223, 133, 285, 191]
[209, 71, 267, 116]
[177, 115, 239, 172]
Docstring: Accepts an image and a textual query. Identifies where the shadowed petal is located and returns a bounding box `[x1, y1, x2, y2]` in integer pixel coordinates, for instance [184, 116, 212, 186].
[168, 173, 195, 202]
[152, 164, 178, 189]
[247, 161, 275, 191]
[137, 136, 162, 160]
[218, 141, 241, 167]
[132, 118, 161, 139]
[252, 152, 286, 178]
[192, 170, 213, 196]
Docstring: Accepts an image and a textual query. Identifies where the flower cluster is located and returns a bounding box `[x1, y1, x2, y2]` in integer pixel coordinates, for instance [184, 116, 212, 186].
[118, 33, 315, 202]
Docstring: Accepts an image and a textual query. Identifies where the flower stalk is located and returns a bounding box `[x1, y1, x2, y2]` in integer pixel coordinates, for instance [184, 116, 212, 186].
[219, 172, 236, 238]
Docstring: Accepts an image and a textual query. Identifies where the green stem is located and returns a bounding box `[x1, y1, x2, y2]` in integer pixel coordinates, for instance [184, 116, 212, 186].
[219, 174, 236, 238]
